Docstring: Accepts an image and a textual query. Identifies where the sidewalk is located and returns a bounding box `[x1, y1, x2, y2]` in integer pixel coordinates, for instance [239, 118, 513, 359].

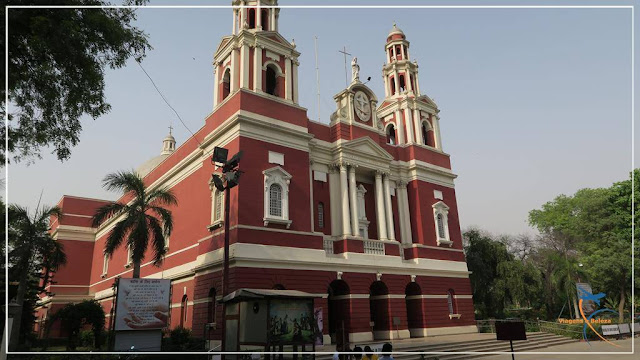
[315, 332, 498, 351]
[481, 337, 637, 360]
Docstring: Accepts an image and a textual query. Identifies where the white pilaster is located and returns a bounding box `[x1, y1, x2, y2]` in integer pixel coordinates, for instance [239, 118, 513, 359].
[256, 1, 262, 30]
[403, 109, 414, 145]
[415, 72, 421, 96]
[329, 167, 342, 236]
[232, 9, 237, 35]
[240, 44, 250, 89]
[340, 164, 352, 236]
[397, 182, 413, 244]
[254, 46, 262, 92]
[285, 56, 292, 101]
[230, 48, 238, 93]
[374, 171, 388, 241]
[434, 114, 443, 150]
[407, 72, 414, 93]
[292, 60, 299, 104]
[383, 174, 396, 241]
[413, 108, 423, 145]
[348, 166, 359, 237]
[212, 66, 219, 109]
[271, 10, 276, 32]
[383, 74, 390, 98]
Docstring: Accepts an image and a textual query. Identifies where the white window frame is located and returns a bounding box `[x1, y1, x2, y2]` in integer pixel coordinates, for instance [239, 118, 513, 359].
[101, 254, 109, 278]
[163, 222, 170, 251]
[356, 184, 370, 239]
[433, 201, 452, 247]
[209, 182, 225, 230]
[263, 166, 292, 228]
[125, 245, 133, 268]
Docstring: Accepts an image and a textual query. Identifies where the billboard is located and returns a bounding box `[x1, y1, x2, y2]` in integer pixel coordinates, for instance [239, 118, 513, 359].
[268, 299, 315, 344]
[115, 278, 171, 331]
[576, 282, 596, 315]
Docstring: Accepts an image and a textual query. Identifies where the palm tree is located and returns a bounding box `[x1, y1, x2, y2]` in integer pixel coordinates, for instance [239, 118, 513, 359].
[92, 171, 176, 278]
[8, 204, 66, 351]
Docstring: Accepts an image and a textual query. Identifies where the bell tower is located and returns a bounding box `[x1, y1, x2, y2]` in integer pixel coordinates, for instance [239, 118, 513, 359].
[212, 0, 300, 108]
[377, 23, 443, 149]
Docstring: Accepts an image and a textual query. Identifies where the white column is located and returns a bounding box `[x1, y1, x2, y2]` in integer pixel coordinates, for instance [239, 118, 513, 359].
[328, 167, 342, 236]
[212, 66, 219, 109]
[339, 164, 352, 236]
[256, 1, 262, 30]
[407, 72, 414, 93]
[402, 109, 414, 145]
[232, 9, 237, 35]
[415, 72, 421, 96]
[383, 74, 390, 98]
[374, 171, 388, 241]
[348, 166, 359, 237]
[397, 182, 413, 244]
[254, 46, 262, 92]
[383, 174, 396, 241]
[271, 10, 276, 32]
[292, 60, 299, 103]
[285, 56, 292, 101]
[396, 110, 405, 144]
[240, 44, 250, 89]
[434, 114, 443, 150]
[413, 108, 423, 145]
[230, 48, 238, 93]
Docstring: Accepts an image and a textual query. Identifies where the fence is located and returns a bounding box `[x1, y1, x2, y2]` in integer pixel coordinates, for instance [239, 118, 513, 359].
[476, 319, 584, 339]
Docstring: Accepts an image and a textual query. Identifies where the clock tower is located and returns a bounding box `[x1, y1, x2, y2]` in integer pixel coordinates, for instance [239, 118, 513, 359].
[330, 58, 379, 131]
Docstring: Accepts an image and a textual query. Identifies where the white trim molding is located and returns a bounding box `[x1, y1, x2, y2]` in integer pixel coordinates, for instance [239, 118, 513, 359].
[433, 201, 452, 247]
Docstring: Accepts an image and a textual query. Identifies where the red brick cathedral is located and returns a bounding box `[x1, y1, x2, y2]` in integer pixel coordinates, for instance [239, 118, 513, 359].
[37, 0, 476, 345]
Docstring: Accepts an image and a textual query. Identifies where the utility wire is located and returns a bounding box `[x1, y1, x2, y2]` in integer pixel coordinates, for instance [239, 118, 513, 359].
[135, 60, 203, 147]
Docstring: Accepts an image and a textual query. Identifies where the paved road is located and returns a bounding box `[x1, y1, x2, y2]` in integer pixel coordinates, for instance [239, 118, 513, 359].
[481, 337, 637, 360]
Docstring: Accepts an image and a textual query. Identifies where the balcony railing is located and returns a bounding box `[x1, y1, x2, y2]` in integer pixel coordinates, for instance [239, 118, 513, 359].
[323, 239, 334, 254]
[363, 240, 385, 255]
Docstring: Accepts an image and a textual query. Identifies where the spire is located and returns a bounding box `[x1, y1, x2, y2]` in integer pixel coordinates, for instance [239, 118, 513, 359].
[161, 126, 176, 155]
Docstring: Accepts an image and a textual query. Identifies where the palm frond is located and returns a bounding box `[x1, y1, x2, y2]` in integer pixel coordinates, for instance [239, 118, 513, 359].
[128, 213, 149, 263]
[147, 215, 167, 265]
[102, 171, 146, 199]
[147, 188, 178, 207]
[92, 202, 127, 227]
[104, 215, 135, 256]
[35, 205, 62, 225]
[150, 206, 173, 236]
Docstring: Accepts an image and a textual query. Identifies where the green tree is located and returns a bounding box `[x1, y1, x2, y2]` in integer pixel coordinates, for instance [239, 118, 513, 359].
[92, 171, 176, 278]
[44, 300, 105, 350]
[529, 169, 639, 323]
[1, 0, 151, 164]
[8, 204, 66, 351]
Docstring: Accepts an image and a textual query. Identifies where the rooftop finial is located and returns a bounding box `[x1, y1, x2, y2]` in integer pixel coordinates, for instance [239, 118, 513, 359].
[168, 125, 173, 136]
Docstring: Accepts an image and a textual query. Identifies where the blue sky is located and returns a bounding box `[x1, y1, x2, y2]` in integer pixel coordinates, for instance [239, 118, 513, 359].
[7, 1, 636, 235]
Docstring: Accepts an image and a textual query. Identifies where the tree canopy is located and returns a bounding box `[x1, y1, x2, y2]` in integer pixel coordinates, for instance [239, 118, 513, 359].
[1, 0, 151, 164]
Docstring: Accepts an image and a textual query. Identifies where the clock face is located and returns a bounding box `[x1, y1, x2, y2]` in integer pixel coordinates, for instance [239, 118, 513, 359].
[354, 91, 371, 121]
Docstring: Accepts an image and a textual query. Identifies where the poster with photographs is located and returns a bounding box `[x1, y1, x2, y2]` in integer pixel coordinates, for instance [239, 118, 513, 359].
[268, 299, 315, 344]
[115, 278, 171, 331]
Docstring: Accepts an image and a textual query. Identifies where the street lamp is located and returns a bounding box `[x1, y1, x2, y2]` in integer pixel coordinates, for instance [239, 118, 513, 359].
[211, 146, 243, 354]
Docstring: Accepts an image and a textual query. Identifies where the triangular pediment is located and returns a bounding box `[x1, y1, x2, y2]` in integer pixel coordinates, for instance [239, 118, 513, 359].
[214, 36, 233, 57]
[341, 137, 393, 161]
[418, 94, 438, 108]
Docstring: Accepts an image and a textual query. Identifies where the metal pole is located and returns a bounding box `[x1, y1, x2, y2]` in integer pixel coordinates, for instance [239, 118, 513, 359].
[221, 185, 231, 354]
[510, 340, 515, 360]
[314, 36, 321, 122]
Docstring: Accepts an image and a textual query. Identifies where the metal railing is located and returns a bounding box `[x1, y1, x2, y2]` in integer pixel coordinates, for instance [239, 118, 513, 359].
[476, 319, 582, 338]
[363, 240, 385, 255]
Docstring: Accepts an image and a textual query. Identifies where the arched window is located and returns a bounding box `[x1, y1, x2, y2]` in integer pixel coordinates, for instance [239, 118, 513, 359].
[261, 9, 269, 30]
[180, 295, 188, 327]
[214, 189, 223, 222]
[399, 74, 406, 92]
[386, 124, 396, 145]
[263, 166, 292, 228]
[269, 184, 282, 217]
[421, 122, 430, 146]
[437, 214, 445, 239]
[222, 68, 231, 100]
[447, 289, 456, 314]
[248, 8, 256, 28]
[395, 45, 402, 60]
[317, 202, 325, 229]
[101, 254, 109, 277]
[433, 201, 451, 246]
[265, 65, 278, 96]
[390, 76, 396, 95]
[207, 288, 216, 324]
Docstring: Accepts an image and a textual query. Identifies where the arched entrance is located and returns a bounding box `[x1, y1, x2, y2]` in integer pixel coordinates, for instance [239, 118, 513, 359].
[327, 280, 350, 345]
[405, 282, 425, 337]
[369, 281, 391, 340]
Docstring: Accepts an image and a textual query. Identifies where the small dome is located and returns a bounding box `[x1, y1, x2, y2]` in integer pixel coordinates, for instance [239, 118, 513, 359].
[137, 128, 177, 178]
[387, 22, 406, 42]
